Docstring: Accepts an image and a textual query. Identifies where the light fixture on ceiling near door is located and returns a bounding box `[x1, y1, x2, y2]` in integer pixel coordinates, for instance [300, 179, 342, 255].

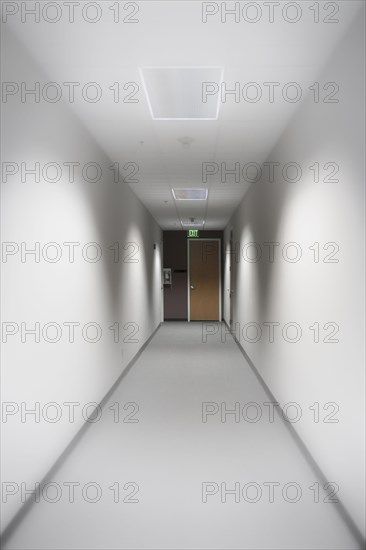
[181, 219, 205, 227]
[172, 188, 208, 200]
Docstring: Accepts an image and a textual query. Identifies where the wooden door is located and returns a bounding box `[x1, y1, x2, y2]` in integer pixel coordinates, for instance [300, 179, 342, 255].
[189, 239, 220, 321]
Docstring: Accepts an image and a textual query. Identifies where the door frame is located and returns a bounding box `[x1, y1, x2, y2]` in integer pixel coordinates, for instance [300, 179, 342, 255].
[187, 238, 221, 322]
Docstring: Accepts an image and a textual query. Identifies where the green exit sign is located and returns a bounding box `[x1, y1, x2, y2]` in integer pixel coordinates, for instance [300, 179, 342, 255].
[188, 229, 199, 237]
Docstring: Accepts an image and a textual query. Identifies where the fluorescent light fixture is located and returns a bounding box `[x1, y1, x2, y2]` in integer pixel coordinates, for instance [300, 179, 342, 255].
[172, 188, 208, 200]
[181, 219, 205, 227]
[139, 66, 224, 120]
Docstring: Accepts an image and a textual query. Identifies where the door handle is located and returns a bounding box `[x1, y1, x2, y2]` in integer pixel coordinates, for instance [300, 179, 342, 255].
[190, 285, 195, 290]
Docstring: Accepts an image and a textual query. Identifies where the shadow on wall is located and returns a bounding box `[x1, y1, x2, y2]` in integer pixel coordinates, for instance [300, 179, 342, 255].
[234, 180, 289, 322]
[235, 8, 365, 323]
[5, 26, 161, 324]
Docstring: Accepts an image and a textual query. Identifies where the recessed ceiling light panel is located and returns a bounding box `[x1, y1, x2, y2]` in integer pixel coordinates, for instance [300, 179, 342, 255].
[172, 188, 208, 200]
[140, 67, 224, 120]
[181, 219, 205, 227]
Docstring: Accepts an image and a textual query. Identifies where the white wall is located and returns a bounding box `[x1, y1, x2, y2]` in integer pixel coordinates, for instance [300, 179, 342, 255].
[223, 15, 365, 536]
[1, 27, 162, 530]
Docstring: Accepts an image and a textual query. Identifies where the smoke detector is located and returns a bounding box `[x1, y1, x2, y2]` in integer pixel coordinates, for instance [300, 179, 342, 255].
[178, 136, 194, 149]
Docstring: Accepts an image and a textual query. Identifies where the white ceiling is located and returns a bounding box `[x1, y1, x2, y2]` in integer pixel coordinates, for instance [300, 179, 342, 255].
[6, 1, 362, 229]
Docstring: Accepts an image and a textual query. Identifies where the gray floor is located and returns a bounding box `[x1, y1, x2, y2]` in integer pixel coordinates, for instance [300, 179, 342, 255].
[3, 323, 360, 549]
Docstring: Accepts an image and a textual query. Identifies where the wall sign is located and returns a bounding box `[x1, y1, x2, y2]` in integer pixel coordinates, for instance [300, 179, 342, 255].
[187, 229, 199, 237]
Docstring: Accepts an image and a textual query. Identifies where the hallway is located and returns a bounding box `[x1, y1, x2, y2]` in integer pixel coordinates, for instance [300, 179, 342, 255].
[1, 1, 365, 548]
[1, 323, 361, 549]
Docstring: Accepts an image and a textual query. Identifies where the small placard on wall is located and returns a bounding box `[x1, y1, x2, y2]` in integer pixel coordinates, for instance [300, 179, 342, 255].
[163, 268, 172, 285]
